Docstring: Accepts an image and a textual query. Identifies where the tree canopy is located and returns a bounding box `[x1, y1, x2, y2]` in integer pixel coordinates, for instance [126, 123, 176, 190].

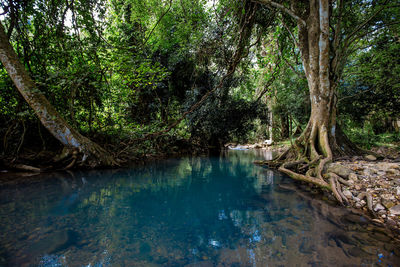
[0, 0, 399, 170]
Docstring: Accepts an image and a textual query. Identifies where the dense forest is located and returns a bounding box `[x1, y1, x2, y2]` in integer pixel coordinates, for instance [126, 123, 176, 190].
[2, 1, 400, 264]
[0, 0, 399, 183]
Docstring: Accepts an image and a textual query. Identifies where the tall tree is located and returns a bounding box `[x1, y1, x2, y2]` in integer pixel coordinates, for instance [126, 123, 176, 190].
[0, 23, 116, 167]
[254, 0, 396, 201]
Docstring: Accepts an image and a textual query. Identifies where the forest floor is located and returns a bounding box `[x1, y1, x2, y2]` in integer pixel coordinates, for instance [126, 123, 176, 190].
[229, 142, 400, 238]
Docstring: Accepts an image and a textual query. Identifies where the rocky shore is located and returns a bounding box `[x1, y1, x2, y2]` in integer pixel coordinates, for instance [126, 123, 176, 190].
[326, 153, 400, 235]
[230, 142, 400, 237]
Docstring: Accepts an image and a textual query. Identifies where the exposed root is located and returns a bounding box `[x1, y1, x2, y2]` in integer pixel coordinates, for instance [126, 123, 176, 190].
[317, 157, 331, 180]
[366, 193, 373, 212]
[54, 147, 73, 162]
[335, 175, 349, 204]
[306, 168, 315, 177]
[329, 173, 343, 204]
[64, 150, 78, 170]
[255, 120, 368, 205]
[299, 155, 321, 170]
[7, 163, 41, 172]
[317, 128, 333, 180]
[16, 120, 26, 157]
[282, 159, 305, 169]
[337, 176, 351, 186]
[279, 161, 329, 189]
[274, 148, 290, 161]
[64, 157, 77, 170]
[357, 192, 374, 212]
[309, 124, 319, 160]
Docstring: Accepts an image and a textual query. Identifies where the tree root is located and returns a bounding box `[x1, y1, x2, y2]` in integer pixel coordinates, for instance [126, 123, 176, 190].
[264, 147, 349, 205]
[329, 174, 343, 204]
[279, 161, 329, 189]
[335, 174, 349, 204]
[16, 120, 26, 157]
[299, 155, 321, 170]
[3, 120, 17, 154]
[64, 150, 78, 170]
[357, 192, 374, 213]
[255, 120, 370, 206]
[337, 176, 351, 186]
[7, 163, 41, 172]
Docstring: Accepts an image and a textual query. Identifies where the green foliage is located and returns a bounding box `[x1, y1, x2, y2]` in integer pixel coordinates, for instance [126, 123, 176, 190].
[271, 68, 309, 123]
[0, 0, 399, 156]
[186, 90, 269, 146]
[339, 23, 400, 135]
[342, 117, 400, 150]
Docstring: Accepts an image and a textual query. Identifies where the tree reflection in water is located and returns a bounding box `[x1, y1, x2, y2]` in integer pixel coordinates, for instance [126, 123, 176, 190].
[0, 150, 399, 266]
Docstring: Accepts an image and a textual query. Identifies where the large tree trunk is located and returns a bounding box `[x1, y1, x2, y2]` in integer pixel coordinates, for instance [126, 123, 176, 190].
[0, 23, 116, 168]
[291, 0, 361, 160]
[262, 0, 365, 203]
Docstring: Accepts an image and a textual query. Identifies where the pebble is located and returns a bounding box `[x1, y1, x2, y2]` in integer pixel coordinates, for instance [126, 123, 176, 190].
[377, 209, 386, 215]
[374, 203, 385, 212]
[382, 200, 395, 209]
[365, 155, 377, 161]
[349, 173, 358, 181]
[323, 154, 400, 235]
[254, 144, 397, 237]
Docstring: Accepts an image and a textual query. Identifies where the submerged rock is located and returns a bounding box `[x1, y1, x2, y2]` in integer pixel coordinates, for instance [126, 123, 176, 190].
[184, 261, 214, 267]
[382, 200, 395, 209]
[389, 205, 400, 215]
[387, 218, 397, 228]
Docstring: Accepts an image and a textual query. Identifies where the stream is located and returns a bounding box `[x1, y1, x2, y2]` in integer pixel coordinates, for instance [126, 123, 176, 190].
[0, 149, 399, 266]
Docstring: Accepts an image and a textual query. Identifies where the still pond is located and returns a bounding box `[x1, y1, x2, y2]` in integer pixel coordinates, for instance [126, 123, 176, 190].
[0, 150, 399, 266]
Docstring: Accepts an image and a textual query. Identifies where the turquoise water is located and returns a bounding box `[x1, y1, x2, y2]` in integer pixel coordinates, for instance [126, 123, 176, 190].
[0, 150, 399, 266]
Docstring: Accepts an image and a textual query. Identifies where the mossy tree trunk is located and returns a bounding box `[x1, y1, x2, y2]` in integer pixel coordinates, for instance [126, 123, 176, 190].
[0, 23, 116, 168]
[256, 0, 372, 203]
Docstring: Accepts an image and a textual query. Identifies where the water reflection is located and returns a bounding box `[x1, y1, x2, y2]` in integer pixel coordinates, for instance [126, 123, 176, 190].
[0, 150, 399, 266]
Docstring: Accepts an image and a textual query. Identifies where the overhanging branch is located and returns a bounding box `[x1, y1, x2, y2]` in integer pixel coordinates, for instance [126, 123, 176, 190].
[343, 0, 389, 46]
[252, 0, 306, 27]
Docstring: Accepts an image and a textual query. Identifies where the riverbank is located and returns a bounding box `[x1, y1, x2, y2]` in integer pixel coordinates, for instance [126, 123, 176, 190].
[227, 143, 400, 239]
[0, 136, 205, 173]
[229, 142, 400, 238]
[327, 153, 400, 236]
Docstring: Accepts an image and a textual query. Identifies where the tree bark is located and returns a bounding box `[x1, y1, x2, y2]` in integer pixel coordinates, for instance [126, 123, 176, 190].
[292, 0, 361, 159]
[0, 23, 116, 167]
[268, 0, 364, 199]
